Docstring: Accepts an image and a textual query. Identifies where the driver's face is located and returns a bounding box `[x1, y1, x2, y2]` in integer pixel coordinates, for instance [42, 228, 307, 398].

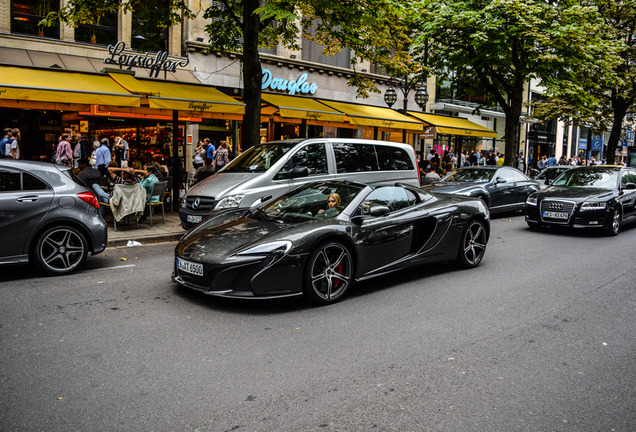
[327, 198, 337, 208]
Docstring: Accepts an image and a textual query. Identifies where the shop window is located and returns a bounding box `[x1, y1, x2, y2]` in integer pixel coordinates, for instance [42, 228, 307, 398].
[301, 24, 351, 69]
[131, 10, 169, 52]
[74, 1, 118, 45]
[11, 0, 60, 38]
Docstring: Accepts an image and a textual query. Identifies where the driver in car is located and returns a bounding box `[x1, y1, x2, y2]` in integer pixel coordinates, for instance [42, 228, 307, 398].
[318, 193, 341, 217]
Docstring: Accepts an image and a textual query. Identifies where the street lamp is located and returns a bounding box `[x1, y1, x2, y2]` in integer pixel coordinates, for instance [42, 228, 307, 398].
[383, 75, 428, 142]
[383, 85, 398, 108]
[414, 84, 429, 111]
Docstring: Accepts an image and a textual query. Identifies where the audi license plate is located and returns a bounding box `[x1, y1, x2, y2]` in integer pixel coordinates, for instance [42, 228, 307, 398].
[177, 257, 203, 276]
[187, 215, 202, 223]
[543, 211, 568, 220]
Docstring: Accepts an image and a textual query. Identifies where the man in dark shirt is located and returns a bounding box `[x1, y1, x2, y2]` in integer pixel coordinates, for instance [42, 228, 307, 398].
[194, 157, 215, 183]
[76, 158, 101, 184]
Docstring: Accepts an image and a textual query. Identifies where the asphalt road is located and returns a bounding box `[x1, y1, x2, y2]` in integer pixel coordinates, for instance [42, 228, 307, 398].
[1, 214, 635, 432]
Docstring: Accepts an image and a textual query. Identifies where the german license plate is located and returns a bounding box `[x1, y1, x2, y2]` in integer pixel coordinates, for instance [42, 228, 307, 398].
[177, 257, 203, 276]
[187, 215, 202, 223]
[543, 211, 568, 220]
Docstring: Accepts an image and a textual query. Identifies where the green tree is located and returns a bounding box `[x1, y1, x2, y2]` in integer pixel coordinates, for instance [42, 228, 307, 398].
[533, 0, 634, 164]
[46, 0, 415, 149]
[204, 0, 416, 148]
[412, 0, 613, 165]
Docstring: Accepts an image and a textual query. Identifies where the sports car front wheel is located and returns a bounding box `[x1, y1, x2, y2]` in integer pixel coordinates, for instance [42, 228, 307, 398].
[303, 241, 353, 305]
[455, 219, 487, 269]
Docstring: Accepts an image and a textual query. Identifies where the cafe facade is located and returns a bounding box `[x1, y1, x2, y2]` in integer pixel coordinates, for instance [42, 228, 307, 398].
[0, 1, 501, 171]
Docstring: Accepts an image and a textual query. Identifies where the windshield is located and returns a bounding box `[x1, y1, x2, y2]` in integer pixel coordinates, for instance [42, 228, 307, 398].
[552, 169, 618, 189]
[441, 168, 495, 183]
[222, 141, 300, 173]
[536, 168, 569, 180]
[259, 183, 363, 223]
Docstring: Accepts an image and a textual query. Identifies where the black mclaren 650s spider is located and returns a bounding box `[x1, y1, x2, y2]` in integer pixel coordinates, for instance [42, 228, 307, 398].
[173, 180, 490, 305]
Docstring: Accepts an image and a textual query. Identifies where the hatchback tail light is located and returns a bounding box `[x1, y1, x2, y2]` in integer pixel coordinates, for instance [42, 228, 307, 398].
[77, 191, 100, 209]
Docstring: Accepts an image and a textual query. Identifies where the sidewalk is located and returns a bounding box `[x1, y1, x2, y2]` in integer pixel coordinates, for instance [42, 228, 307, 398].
[106, 210, 186, 247]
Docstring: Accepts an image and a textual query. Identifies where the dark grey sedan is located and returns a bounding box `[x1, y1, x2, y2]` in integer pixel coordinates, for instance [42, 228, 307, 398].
[421, 166, 540, 213]
[0, 160, 107, 275]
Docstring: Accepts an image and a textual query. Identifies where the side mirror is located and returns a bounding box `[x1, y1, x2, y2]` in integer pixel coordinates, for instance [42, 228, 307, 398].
[287, 166, 309, 179]
[624, 182, 636, 190]
[496, 178, 507, 184]
[369, 205, 390, 217]
[545, 179, 552, 186]
[260, 195, 272, 203]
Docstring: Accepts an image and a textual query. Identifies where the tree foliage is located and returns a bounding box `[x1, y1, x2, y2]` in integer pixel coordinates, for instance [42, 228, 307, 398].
[411, 0, 612, 164]
[533, 0, 635, 164]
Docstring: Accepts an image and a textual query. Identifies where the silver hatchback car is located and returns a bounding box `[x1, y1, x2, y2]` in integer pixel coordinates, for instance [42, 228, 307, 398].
[0, 159, 107, 275]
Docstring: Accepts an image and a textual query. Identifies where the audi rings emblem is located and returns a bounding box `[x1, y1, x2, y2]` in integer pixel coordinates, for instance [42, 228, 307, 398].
[548, 202, 564, 210]
[192, 198, 200, 210]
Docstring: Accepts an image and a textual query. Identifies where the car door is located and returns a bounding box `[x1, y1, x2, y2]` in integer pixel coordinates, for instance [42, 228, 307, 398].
[620, 169, 636, 221]
[0, 167, 55, 260]
[351, 187, 417, 276]
[488, 169, 516, 209]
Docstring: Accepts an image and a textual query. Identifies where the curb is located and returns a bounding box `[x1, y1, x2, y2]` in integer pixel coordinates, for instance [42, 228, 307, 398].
[107, 232, 184, 248]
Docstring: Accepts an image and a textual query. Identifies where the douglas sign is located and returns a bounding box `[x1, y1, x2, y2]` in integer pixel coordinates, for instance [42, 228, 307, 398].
[261, 69, 318, 95]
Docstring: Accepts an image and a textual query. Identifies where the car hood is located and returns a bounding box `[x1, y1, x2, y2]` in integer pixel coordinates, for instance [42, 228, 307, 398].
[186, 172, 258, 198]
[176, 210, 336, 263]
[421, 182, 483, 194]
[537, 186, 614, 201]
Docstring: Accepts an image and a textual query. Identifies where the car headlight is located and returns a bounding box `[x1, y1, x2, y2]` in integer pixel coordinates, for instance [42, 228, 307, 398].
[215, 194, 246, 210]
[236, 241, 292, 257]
[580, 201, 607, 211]
[526, 195, 538, 206]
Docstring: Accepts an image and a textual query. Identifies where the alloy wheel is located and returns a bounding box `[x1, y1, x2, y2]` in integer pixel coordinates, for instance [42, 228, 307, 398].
[36, 227, 87, 274]
[307, 243, 353, 303]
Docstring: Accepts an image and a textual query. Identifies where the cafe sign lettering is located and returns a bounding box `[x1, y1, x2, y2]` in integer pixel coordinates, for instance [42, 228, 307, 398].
[104, 41, 189, 78]
[261, 69, 318, 95]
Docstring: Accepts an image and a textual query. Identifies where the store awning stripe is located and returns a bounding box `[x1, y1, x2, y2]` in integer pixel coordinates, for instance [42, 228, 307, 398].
[261, 94, 346, 123]
[318, 99, 423, 131]
[109, 73, 245, 115]
[409, 112, 498, 138]
[0, 66, 141, 107]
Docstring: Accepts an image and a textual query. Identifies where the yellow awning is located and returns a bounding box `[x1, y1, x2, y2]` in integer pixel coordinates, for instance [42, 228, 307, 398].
[109, 73, 245, 115]
[319, 100, 423, 131]
[261, 94, 346, 123]
[409, 112, 498, 138]
[0, 66, 140, 107]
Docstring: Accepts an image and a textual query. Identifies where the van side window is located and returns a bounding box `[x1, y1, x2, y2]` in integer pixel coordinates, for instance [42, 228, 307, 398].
[275, 143, 328, 179]
[333, 142, 378, 173]
[376, 146, 414, 171]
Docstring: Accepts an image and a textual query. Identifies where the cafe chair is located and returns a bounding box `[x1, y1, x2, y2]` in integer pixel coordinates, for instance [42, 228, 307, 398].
[146, 181, 168, 226]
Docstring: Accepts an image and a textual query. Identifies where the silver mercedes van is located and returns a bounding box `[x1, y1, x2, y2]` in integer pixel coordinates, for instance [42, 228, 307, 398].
[179, 138, 420, 229]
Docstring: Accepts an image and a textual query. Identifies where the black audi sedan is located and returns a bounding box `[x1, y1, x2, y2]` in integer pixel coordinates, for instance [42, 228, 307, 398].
[525, 165, 636, 235]
[173, 180, 490, 305]
[421, 166, 539, 213]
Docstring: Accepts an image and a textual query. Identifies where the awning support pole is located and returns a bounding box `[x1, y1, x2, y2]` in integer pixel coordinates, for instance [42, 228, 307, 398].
[172, 110, 180, 209]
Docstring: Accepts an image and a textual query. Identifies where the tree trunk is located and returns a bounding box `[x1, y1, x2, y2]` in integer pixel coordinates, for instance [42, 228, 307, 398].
[241, 0, 262, 151]
[606, 91, 630, 165]
[502, 80, 525, 167]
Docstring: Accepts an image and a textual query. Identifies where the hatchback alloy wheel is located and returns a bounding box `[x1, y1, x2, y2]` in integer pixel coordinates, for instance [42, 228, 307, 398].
[33, 226, 88, 275]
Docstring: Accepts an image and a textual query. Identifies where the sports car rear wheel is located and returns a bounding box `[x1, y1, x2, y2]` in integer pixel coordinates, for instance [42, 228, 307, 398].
[455, 219, 487, 268]
[304, 241, 353, 305]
